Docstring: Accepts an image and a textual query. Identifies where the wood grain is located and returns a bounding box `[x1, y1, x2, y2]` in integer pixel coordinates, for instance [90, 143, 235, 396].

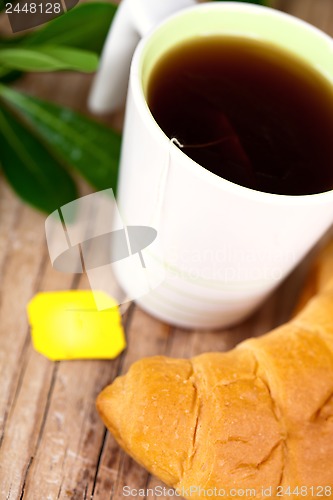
[0, 1, 332, 499]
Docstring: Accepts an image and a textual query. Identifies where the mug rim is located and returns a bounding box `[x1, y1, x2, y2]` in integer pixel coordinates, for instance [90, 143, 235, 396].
[130, 1, 333, 206]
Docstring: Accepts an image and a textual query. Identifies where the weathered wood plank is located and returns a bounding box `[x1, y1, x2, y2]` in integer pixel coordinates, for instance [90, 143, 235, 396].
[0, 259, 76, 499]
[0, 204, 47, 498]
[306, 0, 333, 33]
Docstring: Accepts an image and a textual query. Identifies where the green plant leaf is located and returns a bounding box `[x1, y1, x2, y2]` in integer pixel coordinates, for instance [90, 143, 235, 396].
[0, 69, 22, 84]
[0, 35, 27, 47]
[0, 86, 121, 192]
[0, 104, 77, 213]
[25, 3, 117, 54]
[0, 0, 6, 12]
[0, 46, 99, 72]
[0, 38, 26, 83]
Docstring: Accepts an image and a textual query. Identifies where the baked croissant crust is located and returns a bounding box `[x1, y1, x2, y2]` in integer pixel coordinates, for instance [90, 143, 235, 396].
[97, 241, 333, 498]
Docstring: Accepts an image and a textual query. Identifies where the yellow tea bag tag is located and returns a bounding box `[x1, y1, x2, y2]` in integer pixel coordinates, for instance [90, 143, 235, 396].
[27, 291, 126, 361]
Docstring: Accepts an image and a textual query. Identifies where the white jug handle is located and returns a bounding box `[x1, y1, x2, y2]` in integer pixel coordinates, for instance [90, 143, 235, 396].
[88, 0, 196, 114]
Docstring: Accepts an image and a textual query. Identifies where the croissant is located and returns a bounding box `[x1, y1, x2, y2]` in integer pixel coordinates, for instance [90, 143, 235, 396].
[97, 241, 333, 498]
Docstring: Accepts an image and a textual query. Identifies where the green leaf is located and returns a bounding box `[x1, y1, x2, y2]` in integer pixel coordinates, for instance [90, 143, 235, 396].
[0, 0, 6, 12]
[0, 70, 22, 84]
[0, 104, 77, 213]
[0, 86, 121, 192]
[0, 46, 99, 72]
[0, 38, 26, 83]
[25, 3, 118, 54]
[0, 35, 28, 47]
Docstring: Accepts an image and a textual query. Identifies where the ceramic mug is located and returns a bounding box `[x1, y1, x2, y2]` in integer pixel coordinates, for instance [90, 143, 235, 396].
[113, 2, 333, 329]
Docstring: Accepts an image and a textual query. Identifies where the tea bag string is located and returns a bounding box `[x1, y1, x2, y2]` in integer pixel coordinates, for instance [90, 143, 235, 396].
[151, 134, 236, 229]
[179, 135, 235, 149]
[150, 137, 183, 230]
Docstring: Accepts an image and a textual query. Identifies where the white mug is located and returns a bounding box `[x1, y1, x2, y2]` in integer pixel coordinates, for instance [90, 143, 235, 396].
[112, 2, 333, 329]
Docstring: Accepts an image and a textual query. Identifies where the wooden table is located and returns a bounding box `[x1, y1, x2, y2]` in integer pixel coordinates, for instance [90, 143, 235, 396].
[1, 1, 333, 498]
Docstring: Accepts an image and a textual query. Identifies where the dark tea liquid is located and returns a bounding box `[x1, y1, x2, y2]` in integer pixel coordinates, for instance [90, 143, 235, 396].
[147, 36, 333, 195]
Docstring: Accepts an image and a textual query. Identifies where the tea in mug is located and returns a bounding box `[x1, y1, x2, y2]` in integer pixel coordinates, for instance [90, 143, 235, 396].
[147, 36, 333, 195]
